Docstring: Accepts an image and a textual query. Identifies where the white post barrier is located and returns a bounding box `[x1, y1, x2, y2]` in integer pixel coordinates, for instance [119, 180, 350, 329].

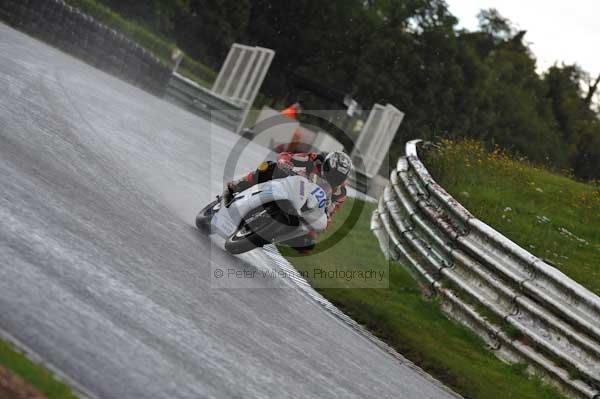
[212, 44, 275, 133]
[352, 103, 404, 179]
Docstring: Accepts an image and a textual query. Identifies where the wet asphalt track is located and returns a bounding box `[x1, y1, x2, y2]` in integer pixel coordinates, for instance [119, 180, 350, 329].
[0, 24, 458, 399]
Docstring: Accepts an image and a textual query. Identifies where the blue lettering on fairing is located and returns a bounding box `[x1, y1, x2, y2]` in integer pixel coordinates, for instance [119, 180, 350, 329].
[310, 187, 327, 208]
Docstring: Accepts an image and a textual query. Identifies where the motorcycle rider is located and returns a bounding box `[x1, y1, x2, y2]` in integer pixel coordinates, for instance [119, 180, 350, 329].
[223, 151, 354, 253]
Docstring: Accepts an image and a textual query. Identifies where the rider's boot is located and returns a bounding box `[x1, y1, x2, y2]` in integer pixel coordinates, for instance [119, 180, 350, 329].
[223, 161, 275, 205]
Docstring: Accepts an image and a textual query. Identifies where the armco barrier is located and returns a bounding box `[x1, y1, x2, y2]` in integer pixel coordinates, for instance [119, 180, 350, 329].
[372, 139, 600, 399]
[164, 73, 244, 133]
[0, 0, 172, 96]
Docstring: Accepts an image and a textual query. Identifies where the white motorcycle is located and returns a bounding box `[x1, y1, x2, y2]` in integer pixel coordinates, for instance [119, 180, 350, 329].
[196, 174, 330, 254]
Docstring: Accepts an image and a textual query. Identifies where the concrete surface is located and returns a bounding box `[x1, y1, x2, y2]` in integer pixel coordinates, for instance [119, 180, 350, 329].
[0, 23, 457, 399]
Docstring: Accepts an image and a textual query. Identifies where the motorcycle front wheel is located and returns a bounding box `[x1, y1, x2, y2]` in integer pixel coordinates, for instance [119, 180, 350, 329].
[224, 204, 296, 254]
[195, 198, 221, 233]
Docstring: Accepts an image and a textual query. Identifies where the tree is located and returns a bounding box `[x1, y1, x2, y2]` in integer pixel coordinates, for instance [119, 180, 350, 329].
[477, 8, 513, 39]
[174, 0, 250, 67]
[584, 72, 600, 106]
[544, 65, 600, 178]
[88, 0, 600, 180]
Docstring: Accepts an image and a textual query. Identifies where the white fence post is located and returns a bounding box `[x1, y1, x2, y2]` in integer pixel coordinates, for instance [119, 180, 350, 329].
[212, 44, 275, 133]
[352, 103, 404, 178]
[165, 44, 274, 133]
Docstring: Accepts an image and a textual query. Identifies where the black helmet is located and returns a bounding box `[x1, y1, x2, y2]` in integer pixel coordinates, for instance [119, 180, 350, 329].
[322, 151, 353, 186]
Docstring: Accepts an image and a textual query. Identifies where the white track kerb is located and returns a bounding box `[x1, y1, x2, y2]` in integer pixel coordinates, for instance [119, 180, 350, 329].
[372, 139, 600, 399]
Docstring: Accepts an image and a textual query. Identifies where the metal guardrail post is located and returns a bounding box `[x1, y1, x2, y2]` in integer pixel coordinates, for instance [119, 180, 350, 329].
[371, 139, 600, 399]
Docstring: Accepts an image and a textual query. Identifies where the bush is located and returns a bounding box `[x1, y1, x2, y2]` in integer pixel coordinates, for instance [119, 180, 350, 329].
[64, 0, 215, 86]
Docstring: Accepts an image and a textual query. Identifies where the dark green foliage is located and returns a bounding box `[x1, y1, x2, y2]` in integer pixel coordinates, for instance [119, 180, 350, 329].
[544, 65, 600, 179]
[78, 1, 600, 180]
[86, 0, 250, 68]
[174, 0, 250, 68]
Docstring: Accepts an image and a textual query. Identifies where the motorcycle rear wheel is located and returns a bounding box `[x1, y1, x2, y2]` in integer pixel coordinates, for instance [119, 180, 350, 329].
[224, 204, 296, 254]
[224, 209, 273, 254]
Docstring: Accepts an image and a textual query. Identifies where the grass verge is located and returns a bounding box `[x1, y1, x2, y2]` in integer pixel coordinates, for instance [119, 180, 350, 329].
[0, 338, 77, 399]
[424, 139, 600, 295]
[64, 0, 216, 87]
[280, 198, 566, 399]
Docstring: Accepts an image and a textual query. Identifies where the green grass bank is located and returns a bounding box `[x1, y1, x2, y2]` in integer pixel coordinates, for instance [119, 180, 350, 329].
[0, 338, 77, 399]
[281, 197, 566, 399]
[424, 139, 600, 295]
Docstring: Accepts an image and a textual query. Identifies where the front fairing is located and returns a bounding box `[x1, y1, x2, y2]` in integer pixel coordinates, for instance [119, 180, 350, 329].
[212, 175, 324, 239]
